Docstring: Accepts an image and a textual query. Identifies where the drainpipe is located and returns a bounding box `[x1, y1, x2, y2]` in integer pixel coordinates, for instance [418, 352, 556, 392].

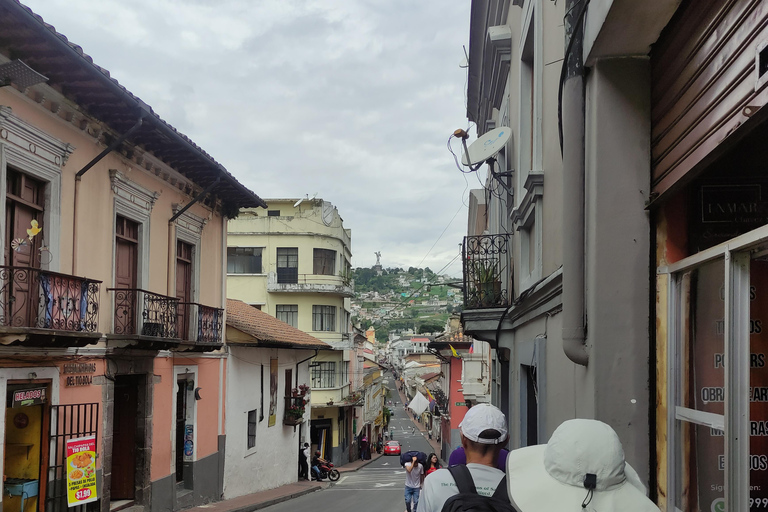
[560, 0, 590, 366]
[72, 114, 145, 275]
[296, 349, 319, 388]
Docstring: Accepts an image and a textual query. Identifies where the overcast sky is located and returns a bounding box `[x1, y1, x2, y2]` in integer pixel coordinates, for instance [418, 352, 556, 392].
[24, 0, 474, 276]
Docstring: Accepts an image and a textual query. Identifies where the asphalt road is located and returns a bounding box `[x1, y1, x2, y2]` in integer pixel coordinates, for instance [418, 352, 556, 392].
[262, 371, 437, 512]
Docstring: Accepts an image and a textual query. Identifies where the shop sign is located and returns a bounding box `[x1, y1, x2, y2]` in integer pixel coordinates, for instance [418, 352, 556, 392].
[66, 436, 97, 507]
[12, 387, 47, 407]
[64, 363, 96, 387]
[691, 183, 768, 252]
[183, 425, 194, 461]
[455, 402, 465, 407]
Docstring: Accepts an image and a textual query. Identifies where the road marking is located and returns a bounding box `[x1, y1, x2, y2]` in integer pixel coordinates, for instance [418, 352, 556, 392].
[337, 476, 348, 485]
[374, 482, 396, 487]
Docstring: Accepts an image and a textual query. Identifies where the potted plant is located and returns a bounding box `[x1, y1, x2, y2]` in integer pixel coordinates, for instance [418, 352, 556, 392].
[473, 259, 500, 306]
[284, 400, 306, 426]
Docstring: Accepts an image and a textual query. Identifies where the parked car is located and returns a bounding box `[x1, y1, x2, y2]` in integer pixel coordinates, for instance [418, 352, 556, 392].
[384, 440, 401, 455]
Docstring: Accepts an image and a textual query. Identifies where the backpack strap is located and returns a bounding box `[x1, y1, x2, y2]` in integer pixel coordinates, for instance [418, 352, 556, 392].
[491, 475, 523, 511]
[447, 465, 477, 495]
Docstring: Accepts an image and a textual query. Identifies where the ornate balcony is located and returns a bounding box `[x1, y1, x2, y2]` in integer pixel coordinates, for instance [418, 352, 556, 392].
[107, 288, 179, 348]
[177, 302, 224, 351]
[266, 272, 354, 297]
[0, 266, 101, 346]
[462, 234, 511, 309]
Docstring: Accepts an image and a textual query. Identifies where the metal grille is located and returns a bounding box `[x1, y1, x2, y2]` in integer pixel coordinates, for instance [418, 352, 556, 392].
[46, 403, 99, 512]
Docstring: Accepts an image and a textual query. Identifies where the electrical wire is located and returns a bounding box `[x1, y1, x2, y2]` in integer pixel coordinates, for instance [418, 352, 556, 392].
[416, 203, 466, 268]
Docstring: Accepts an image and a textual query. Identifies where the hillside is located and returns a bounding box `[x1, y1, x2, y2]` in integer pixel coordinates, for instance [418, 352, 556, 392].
[350, 267, 463, 342]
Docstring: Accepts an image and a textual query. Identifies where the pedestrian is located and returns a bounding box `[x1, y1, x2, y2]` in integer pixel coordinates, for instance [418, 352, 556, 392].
[299, 442, 310, 480]
[424, 453, 441, 476]
[403, 454, 423, 512]
[361, 436, 369, 460]
[505, 419, 660, 511]
[418, 403, 510, 512]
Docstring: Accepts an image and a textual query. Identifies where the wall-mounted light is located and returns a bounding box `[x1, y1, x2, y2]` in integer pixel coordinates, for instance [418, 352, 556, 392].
[194, 387, 202, 400]
[28, 372, 37, 380]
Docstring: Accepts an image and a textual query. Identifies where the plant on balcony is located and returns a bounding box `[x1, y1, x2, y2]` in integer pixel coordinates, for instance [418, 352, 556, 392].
[291, 384, 310, 397]
[472, 259, 500, 306]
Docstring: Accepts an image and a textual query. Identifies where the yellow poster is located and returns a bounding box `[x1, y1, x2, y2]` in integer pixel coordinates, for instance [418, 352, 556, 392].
[66, 435, 97, 507]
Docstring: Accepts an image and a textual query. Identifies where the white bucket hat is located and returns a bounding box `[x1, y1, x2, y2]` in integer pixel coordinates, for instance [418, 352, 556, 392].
[506, 419, 660, 511]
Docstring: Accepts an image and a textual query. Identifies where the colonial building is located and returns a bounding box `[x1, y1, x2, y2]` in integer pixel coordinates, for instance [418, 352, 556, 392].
[0, 3, 265, 512]
[226, 198, 356, 466]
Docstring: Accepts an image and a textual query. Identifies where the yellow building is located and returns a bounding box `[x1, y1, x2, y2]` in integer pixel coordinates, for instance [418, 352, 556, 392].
[227, 198, 356, 465]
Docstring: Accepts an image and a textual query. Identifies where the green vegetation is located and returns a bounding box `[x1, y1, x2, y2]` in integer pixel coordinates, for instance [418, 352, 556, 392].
[351, 267, 461, 340]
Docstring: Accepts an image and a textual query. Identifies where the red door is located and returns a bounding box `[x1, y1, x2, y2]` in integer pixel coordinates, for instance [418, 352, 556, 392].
[175, 241, 192, 339]
[4, 169, 43, 327]
[115, 217, 138, 334]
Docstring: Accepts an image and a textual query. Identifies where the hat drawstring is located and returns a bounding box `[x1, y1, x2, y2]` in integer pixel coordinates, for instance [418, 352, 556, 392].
[582, 473, 597, 509]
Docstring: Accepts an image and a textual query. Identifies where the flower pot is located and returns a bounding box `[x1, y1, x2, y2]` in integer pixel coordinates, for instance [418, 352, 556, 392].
[477, 281, 501, 306]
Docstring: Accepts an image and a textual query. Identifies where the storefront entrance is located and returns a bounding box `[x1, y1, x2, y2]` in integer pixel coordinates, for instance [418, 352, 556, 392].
[111, 376, 139, 501]
[4, 382, 49, 512]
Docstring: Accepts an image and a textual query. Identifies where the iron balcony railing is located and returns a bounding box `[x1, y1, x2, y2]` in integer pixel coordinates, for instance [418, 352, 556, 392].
[462, 234, 511, 309]
[177, 302, 224, 345]
[108, 288, 179, 339]
[0, 265, 101, 333]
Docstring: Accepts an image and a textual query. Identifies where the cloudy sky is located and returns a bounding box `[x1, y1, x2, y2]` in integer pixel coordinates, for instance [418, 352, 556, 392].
[24, 0, 475, 275]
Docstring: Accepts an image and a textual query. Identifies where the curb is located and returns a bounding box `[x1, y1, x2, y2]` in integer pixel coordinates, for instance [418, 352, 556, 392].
[229, 484, 326, 512]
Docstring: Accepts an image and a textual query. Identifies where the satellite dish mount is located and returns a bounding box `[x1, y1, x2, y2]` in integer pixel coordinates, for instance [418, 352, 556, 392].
[454, 127, 513, 196]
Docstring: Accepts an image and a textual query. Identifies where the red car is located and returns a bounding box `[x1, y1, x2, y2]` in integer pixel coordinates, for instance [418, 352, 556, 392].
[384, 441, 401, 455]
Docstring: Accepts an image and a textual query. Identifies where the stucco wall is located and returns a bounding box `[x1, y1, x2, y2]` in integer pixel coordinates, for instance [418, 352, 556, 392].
[223, 347, 311, 499]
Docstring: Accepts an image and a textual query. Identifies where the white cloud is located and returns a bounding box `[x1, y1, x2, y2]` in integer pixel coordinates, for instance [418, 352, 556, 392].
[23, 0, 472, 275]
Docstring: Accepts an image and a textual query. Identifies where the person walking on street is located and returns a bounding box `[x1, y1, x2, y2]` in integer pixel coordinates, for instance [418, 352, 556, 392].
[425, 453, 442, 476]
[404, 454, 423, 512]
[299, 442, 310, 480]
[418, 403, 510, 512]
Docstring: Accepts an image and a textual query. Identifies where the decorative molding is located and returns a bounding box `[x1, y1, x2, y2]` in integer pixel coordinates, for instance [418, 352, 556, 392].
[511, 171, 544, 228]
[172, 203, 208, 239]
[109, 169, 160, 217]
[0, 106, 75, 167]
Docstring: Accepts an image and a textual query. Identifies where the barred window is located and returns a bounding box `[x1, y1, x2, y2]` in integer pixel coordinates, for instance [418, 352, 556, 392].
[276, 305, 298, 328]
[227, 247, 263, 274]
[313, 249, 336, 275]
[312, 305, 336, 331]
[247, 409, 258, 449]
[311, 362, 336, 389]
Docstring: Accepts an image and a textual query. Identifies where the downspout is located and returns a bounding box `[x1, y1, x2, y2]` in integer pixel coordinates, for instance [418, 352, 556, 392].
[72, 115, 145, 275]
[296, 349, 319, 388]
[560, 0, 590, 366]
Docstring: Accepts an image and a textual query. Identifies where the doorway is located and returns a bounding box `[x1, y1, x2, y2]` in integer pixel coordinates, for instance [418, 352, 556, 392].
[111, 376, 139, 501]
[175, 375, 195, 491]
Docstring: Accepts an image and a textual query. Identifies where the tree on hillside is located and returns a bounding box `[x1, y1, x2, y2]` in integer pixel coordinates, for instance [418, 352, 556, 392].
[418, 322, 443, 334]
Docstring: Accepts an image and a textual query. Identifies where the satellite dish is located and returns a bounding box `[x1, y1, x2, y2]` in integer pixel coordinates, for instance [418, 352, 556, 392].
[294, 197, 304, 207]
[461, 127, 511, 166]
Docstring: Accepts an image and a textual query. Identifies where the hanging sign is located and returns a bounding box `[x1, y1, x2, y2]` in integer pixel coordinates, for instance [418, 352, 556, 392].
[12, 387, 47, 407]
[66, 436, 97, 507]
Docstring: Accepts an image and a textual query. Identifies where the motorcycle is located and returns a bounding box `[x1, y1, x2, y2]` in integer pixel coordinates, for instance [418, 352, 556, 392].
[312, 460, 340, 481]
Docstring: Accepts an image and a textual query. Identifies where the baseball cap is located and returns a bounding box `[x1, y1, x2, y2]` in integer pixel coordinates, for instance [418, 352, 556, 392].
[458, 403, 508, 444]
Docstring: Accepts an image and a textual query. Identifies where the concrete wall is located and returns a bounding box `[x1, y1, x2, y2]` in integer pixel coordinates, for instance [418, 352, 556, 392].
[584, 57, 651, 481]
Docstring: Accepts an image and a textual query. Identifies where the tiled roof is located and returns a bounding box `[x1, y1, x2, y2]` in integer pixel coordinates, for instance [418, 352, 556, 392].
[0, 1, 266, 209]
[411, 337, 430, 343]
[226, 299, 329, 349]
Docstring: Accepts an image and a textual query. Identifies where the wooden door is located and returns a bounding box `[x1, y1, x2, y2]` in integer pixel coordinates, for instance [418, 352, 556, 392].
[4, 169, 43, 327]
[115, 217, 138, 333]
[175, 379, 188, 482]
[112, 376, 138, 500]
[175, 241, 192, 340]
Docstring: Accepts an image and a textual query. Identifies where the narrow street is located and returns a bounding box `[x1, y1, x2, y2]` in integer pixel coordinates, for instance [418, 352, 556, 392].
[262, 372, 438, 511]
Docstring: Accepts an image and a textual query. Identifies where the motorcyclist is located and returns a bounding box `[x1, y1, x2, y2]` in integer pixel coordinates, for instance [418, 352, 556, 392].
[311, 450, 328, 481]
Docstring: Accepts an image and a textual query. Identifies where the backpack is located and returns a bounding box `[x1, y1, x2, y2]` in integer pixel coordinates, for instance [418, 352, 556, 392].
[440, 465, 519, 512]
[400, 450, 427, 467]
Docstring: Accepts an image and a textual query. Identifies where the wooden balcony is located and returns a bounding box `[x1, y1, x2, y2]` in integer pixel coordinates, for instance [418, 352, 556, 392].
[0, 265, 102, 347]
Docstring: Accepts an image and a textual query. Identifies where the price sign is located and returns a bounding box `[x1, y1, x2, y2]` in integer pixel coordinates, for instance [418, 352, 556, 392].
[66, 436, 97, 507]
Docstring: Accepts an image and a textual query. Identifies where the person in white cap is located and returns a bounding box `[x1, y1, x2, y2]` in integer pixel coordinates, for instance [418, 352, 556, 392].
[419, 404, 512, 512]
[505, 418, 661, 511]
